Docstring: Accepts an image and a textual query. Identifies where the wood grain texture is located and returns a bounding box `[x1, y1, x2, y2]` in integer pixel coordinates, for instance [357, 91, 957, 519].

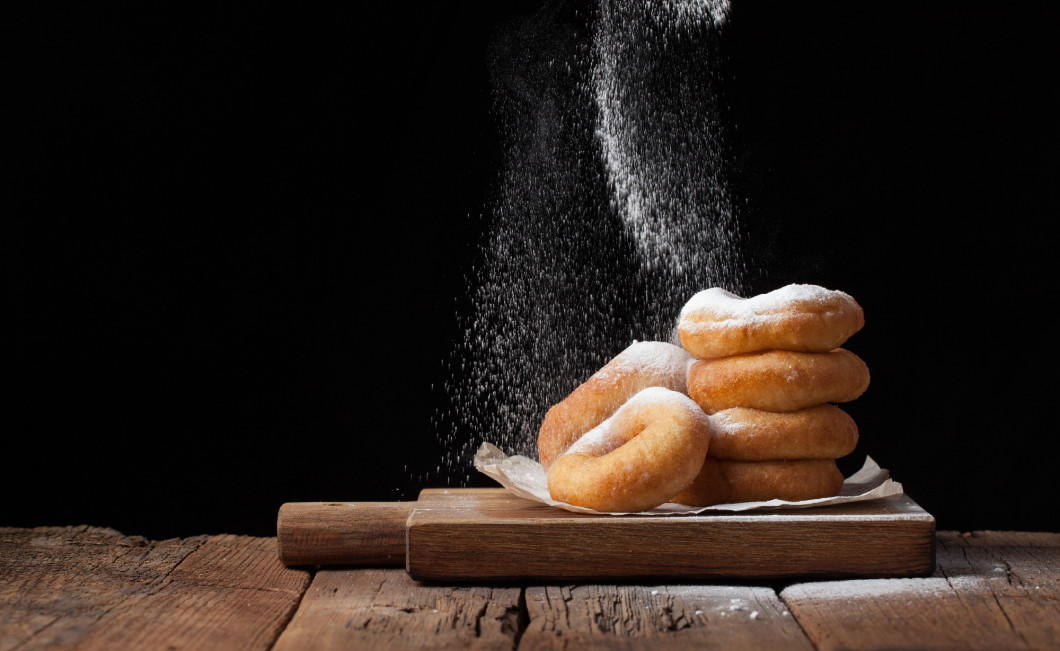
[0, 526, 310, 651]
[780, 530, 1060, 650]
[275, 490, 498, 567]
[272, 568, 523, 650]
[277, 501, 415, 566]
[0, 526, 203, 650]
[406, 490, 936, 581]
[4, 525, 1059, 649]
[521, 584, 815, 650]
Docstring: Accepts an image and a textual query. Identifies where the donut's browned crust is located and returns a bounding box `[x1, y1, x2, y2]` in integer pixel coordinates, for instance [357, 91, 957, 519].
[687, 348, 869, 414]
[709, 404, 858, 460]
[678, 284, 864, 360]
[671, 458, 844, 506]
[547, 388, 712, 512]
[537, 341, 694, 472]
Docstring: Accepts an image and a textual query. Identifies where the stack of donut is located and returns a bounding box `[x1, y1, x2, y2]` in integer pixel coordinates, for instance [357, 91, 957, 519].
[536, 283, 869, 512]
[673, 285, 868, 507]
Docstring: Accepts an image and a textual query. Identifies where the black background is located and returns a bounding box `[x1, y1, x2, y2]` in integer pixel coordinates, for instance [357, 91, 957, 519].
[8, 2, 1058, 540]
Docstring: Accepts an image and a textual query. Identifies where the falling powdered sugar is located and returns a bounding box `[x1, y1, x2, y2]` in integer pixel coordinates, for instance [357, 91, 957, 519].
[594, 0, 743, 283]
[430, 0, 754, 486]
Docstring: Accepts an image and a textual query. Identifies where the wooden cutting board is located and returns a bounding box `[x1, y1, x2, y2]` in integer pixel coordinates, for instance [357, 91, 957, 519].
[278, 488, 935, 581]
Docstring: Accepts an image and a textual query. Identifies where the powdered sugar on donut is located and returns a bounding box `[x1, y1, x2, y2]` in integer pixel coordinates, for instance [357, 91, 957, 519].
[677, 284, 865, 359]
[537, 340, 699, 471]
[680, 284, 856, 325]
[596, 341, 696, 384]
[566, 387, 707, 458]
[547, 385, 713, 512]
[711, 409, 757, 436]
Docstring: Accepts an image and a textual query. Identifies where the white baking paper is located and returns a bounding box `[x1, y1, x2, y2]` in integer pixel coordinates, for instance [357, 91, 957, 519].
[473, 441, 904, 515]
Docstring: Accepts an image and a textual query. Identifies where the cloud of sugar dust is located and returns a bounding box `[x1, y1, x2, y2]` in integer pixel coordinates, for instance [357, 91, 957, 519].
[431, 0, 753, 483]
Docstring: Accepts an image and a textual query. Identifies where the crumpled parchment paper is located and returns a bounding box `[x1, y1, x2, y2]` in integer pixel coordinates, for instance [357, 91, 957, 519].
[473, 441, 904, 515]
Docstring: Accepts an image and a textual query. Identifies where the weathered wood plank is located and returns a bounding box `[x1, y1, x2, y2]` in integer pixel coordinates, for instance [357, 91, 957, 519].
[779, 530, 1060, 650]
[8, 524, 1058, 650]
[76, 534, 312, 650]
[936, 531, 1060, 650]
[0, 526, 205, 650]
[520, 584, 815, 650]
[272, 568, 523, 650]
[0, 527, 311, 651]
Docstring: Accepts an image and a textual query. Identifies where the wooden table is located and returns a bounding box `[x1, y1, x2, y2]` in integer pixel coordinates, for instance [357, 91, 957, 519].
[2, 525, 1058, 650]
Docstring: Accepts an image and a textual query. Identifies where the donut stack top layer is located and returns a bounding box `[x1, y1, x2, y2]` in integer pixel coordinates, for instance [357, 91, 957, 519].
[677, 284, 864, 359]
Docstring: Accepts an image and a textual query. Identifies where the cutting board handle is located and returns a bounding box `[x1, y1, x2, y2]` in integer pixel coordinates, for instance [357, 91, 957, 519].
[277, 501, 415, 566]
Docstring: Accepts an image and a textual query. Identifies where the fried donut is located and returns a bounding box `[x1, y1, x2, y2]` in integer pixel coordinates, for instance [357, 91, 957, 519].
[537, 341, 695, 472]
[678, 284, 864, 360]
[687, 348, 869, 414]
[547, 387, 712, 512]
[709, 405, 858, 460]
[671, 458, 845, 507]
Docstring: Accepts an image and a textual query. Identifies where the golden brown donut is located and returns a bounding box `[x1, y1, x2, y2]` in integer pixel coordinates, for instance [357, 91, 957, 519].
[709, 404, 858, 460]
[671, 458, 845, 507]
[678, 284, 864, 360]
[547, 387, 712, 512]
[687, 348, 869, 414]
[537, 341, 695, 472]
